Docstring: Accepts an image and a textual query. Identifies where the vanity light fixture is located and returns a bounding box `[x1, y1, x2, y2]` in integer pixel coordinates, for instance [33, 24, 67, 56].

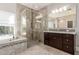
[63, 6, 67, 11]
[52, 9, 58, 13]
[52, 6, 68, 14]
[52, 9, 61, 14]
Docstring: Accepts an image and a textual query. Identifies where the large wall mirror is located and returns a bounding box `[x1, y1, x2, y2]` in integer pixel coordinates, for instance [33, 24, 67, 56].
[47, 4, 76, 31]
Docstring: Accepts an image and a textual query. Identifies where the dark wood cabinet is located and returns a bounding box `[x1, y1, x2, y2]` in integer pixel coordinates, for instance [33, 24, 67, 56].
[44, 32, 75, 55]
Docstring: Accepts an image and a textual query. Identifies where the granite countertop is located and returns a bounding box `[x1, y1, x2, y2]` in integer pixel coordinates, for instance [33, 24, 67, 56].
[44, 31, 76, 34]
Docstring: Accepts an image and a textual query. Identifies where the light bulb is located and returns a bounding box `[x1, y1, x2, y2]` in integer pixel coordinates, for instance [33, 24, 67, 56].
[63, 6, 67, 11]
[59, 8, 63, 12]
[52, 10, 55, 13]
[55, 9, 59, 13]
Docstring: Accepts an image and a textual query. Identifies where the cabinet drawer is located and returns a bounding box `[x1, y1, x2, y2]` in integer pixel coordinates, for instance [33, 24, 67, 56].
[63, 34, 74, 39]
[63, 44, 74, 54]
[63, 39, 74, 46]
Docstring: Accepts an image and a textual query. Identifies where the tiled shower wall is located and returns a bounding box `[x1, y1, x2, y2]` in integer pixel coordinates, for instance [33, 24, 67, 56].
[15, 4, 41, 47]
[37, 7, 48, 43]
[32, 7, 48, 43]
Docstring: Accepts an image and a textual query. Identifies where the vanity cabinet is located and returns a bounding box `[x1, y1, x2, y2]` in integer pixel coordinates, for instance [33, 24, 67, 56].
[44, 32, 75, 54]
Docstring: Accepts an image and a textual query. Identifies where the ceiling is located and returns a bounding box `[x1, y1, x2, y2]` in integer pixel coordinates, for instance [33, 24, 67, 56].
[21, 3, 50, 10]
[0, 3, 76, 13]
[0, 3, 16, 13]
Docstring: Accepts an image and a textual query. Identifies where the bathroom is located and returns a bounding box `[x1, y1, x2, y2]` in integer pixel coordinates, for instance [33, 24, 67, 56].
[0, 3, 79, 55]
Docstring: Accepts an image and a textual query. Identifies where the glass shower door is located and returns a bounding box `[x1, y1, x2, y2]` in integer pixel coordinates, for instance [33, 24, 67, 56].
[21, 9, 27, 38]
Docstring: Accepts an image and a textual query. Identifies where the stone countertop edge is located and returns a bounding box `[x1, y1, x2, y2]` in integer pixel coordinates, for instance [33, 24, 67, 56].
[44, 31, 76, 35]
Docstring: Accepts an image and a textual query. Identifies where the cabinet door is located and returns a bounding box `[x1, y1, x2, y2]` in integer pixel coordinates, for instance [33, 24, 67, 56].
[44, 33, 62, 50]
[57, 34, 62, 49]
[44, 32, 50, 45]
[49, 33, 58, 48]
[56, 39, 62, 49]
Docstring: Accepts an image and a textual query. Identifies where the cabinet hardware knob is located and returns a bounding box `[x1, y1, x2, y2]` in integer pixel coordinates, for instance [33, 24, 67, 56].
[54, 38, 56, 39]
[67, 40, 69, 42]
[67, 46, 68, 48]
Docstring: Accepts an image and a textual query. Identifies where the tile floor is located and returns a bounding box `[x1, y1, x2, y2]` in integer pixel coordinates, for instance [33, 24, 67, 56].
[19, 43, 70, 55]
